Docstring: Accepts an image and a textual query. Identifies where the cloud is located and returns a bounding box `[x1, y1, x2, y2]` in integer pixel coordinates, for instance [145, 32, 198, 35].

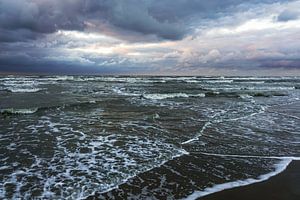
[0, 0, 291, 42]
[107, 1, 185, 40]
[277, 9, 299, 21]
[0, 0, 84, 33]
[0, 0, 299, 75]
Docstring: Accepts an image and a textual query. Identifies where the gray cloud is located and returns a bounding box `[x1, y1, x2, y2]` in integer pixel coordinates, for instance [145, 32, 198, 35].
[277, 9, 299, 21]
[0, 0, 299, 75]
[0, 0, 291, 42]
[259, 59, 300, 69]
[0, 0, 84, 32]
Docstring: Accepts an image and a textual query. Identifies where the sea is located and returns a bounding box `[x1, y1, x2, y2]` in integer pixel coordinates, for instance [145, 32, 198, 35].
[0, 76, 299, 199]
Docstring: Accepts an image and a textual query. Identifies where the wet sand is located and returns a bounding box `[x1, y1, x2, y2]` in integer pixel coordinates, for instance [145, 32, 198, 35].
[200, 160, 300, 200]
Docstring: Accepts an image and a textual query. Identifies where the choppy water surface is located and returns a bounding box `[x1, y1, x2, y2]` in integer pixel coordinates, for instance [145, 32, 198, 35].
[0, 76, 299, 199]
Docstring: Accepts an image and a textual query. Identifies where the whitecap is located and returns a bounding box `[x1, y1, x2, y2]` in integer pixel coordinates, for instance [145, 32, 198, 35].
[143, 93, 205, 100]
[239, 94, 253, 99]
[206, 80, 233, 83]
[7, 88, 42, 93]
[0, 108, 38, 115]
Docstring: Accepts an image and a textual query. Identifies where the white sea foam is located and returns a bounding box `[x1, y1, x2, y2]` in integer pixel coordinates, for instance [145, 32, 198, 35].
[231, 80, 266, 84]
[182, 122, 211, 144]
[0, 115, 189, 199]
[246, 86, 295, 90]
[8, 88, 42, 93]
[206, 80, 233, 83]
[184, 80, 201, 83]
[182, 105, 267, 145]
[225, 77, 287, 81]
[183, 158, 294, 200]
[53, 76, 75, 81]
[239, 94, 255, 103]
[98, 148, 189, 195]
[143, 93, 205, 100]
[239, 94, 253, 99]
[2, 78, 42, 93]
[83, 77, 164, 83]
[112, 87, 140, 96]
[0, 108, 38, 114]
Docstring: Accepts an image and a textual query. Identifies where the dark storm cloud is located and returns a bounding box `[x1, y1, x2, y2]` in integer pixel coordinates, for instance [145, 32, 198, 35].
[0, 0, 84, 32]
[259, 59, 300, 69]
[0, 50, 150, 75]
[0, 0, 299, 75]
[0, 29, 38, 42]
[0, 0, 291, 42]
[0, 0, 85, 42]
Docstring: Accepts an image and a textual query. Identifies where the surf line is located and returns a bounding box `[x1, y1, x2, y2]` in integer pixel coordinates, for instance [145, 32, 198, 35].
[195, 151, 300, 160]
[182, 158, 295, 200]
[182, 152, 300, 199]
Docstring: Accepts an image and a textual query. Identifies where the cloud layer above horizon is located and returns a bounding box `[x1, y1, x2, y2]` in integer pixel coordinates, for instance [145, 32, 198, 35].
[0, 0, 300, 75]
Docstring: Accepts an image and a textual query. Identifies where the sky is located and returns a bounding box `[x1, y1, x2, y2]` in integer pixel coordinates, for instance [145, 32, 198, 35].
[0, 0, 300, 75]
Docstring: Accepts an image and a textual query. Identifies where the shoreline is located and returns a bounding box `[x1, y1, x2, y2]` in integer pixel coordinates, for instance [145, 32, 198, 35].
[196, 160, 300, 200]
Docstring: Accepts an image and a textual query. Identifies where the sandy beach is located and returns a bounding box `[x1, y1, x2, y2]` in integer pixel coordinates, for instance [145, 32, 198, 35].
[200, 160, 300, 200]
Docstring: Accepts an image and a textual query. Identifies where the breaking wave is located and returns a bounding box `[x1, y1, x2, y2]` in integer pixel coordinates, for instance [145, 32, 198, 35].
[0, 108, 39, 115]
[7, 88, 42, 93]
[143, 93, 206, 100]
[0, 101, 98, 115]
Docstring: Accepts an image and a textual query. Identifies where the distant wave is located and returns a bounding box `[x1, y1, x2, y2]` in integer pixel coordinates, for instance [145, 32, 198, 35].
[0, 101, 98, 115]
[112, 88, 141, 96]
[205, 80, 233, 83]
[7, 88, 42, 93]
[0, 108, 39, 115]
[1, 78, 43, 93]
[45, 76, 75, 81]
[232, 81, 265, 84]
[205, 91, 287, 98]
[143, 93, 206, 100]
[114, 90, 287, 100]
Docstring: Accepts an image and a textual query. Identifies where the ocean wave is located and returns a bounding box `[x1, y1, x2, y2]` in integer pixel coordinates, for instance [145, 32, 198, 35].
[246, 86, 295, 90]
[1, 79, 42, 93]
[0, 108, 39, 115]
[233, 81, 265, 84]
[143, 93, 205, 100]
[224, 77, 292, 81]
[0, 101, 98, 116]
[183, 158, 293, 200]
[204, 91, 287, 98]
[239, 94, 254, 99]
[3, 80, 37, 86]
[206, 80, 233, 83]
[112, 88, 141, 96]
[49, 76, 75, 81]
[7, 88, 42, 93]
[141, 91, 286, 100]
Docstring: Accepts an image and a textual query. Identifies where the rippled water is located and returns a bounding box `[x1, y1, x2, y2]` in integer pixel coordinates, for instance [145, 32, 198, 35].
[0, 76, 299, 199]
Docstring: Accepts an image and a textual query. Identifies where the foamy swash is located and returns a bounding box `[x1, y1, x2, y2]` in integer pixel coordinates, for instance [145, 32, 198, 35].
[184, 155, 300, 200]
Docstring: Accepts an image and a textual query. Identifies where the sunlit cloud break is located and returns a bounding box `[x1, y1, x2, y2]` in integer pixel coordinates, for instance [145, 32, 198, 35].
[0, 0, 299, 75]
